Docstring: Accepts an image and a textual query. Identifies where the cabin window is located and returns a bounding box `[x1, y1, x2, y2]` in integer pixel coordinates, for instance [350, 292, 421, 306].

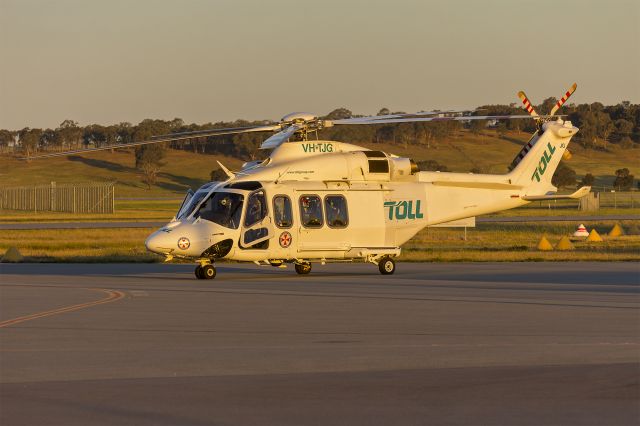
[195, 192, 244, 229]
[273, 195, 293, 228]
[244, 190, 268, 227]
[299, 195, 323, 228]
[324, 195, 348, 228]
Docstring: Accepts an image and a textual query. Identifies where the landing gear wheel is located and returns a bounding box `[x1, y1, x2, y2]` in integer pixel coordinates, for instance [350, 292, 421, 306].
[195, 265, 204, 279]
[202, 264, 216, 279]
[295, 263, 312, 275]
[378, 257, 396, 275]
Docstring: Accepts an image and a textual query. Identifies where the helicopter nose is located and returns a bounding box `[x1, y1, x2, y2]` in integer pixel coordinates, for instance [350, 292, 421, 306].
[145, 230, 174, 255]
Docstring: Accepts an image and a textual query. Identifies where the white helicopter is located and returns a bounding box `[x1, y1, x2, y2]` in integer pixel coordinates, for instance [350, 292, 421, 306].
[31, 84, 587, 279]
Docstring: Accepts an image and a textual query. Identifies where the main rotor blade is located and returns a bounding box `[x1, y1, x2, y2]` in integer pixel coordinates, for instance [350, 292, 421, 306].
[331, 114, 544, 125]
[150, 124, 280, 141]
[549, 83, 577, 116]
[333, 110, 472, 124]
[259, 124, 302, 150]
[22, 124, 281, 160]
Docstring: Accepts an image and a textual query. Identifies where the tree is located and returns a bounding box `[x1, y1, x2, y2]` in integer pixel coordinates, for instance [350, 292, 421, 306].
[324, 108, 352, 120]
[614, 119, 634, 142]
[469, 119, 486, 136]
[537, 97, 557, 115]
[18, 128, 42, 156]
[135, 145, 165, 189]
[210, 168, 228, 181]
[57, 120, 82, 149]
[551, 162, 576, 188]
[613, 168, 634, 190]
[0, 129, 15, 152]
[416, 159, 448, 172]
[580, 173, 595, 187]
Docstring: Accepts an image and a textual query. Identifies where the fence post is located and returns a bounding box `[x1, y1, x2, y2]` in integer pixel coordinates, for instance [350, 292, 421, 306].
[51, 181, 56, 211]
[73, 186, 77, 214]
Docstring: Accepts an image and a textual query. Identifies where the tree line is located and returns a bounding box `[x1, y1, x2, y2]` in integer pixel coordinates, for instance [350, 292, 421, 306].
[1, 99, 638, 158]
[1, 100, 637, 190]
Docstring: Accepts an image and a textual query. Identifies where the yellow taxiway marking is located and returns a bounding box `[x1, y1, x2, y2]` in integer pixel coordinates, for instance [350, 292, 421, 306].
[0, 289, 125, 328]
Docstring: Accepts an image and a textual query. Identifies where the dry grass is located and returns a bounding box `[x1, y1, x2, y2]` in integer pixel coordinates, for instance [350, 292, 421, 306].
[0, 148, 241, 198]
[400, 220, 640, 262]
[0, 200, 181, 223]
[0, 228, 157, 262]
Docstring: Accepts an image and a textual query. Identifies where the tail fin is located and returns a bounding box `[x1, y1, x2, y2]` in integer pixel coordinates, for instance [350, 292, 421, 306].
[508, 120, 578, 195]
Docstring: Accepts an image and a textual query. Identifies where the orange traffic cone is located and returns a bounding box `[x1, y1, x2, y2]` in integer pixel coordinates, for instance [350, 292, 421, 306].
[555, 236, 574, 251]
[586, 229, 603, 242]
[538, 236, 553, 251]
[609, 224, 624, 237]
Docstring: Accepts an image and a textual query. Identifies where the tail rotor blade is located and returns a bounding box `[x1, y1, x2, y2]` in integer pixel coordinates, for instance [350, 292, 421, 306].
[549, 83, 577, 116]
[517, 90, 539, 118]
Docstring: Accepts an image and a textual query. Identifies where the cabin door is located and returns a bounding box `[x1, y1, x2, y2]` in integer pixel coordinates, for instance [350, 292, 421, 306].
[239, 189, 274, 249]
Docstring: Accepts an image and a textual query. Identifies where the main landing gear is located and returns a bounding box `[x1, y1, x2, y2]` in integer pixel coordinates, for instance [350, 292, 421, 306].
[195, 261, 216, 280]
[378, 256, 396, 275]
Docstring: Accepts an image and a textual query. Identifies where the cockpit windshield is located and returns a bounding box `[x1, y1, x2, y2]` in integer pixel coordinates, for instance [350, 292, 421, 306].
[177, 189, 209, 220]
[176, 182, 219, 220]
[195, 192, 244, 229]
[175, 189, 194, 219]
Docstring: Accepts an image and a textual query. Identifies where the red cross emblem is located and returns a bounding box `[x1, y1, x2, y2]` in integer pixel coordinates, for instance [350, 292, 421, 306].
[279, 231, 292, 248]
[177, 237, 190, 250]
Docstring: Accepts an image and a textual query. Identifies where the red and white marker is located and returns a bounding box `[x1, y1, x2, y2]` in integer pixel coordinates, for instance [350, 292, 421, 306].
[550, 83, 577, 116]
[517, 90, 539, 118]
[573, 223, 589, 237]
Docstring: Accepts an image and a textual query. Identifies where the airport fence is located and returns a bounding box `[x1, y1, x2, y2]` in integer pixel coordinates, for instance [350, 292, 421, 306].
[527, 190, 638, 211]
[0, 182, 115, 213]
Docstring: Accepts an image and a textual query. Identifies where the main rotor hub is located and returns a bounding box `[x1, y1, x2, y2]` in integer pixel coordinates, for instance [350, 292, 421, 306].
[280, 112, 317, 123]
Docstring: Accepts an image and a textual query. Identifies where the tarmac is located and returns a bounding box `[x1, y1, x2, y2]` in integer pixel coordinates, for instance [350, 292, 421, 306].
[1, 262, 639, 425]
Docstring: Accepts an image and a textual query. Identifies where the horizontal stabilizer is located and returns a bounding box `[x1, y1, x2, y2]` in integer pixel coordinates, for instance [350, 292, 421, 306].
[521, 186, 590, 201]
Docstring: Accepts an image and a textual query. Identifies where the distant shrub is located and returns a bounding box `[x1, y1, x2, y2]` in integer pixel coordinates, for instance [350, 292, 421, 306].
[417, 160, 449, 172]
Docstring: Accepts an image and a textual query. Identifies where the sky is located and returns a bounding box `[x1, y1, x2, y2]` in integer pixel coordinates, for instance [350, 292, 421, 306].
[0, 0, 638, 130]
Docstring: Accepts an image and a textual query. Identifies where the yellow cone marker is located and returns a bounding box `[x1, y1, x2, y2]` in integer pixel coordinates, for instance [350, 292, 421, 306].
[555, 236, 574, 251]
[1, 247, 24, 263]
[586, 229, 603, 242]
[538, 236, 554, 251]
[609, 223, 623, 237]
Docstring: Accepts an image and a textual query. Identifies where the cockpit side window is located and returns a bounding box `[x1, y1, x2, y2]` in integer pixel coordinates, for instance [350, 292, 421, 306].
[244, 190, 267, 227]
[300, 195, 323, 228]
[195, 192, 244, 229]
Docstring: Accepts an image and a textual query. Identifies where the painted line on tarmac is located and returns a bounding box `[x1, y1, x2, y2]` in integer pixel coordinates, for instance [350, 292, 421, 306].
[0, 289, 125, 328]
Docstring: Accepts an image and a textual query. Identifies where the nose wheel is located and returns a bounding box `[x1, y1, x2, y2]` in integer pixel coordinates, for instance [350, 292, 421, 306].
[195, 264, 216, 280]
[295, 263, 312, 275]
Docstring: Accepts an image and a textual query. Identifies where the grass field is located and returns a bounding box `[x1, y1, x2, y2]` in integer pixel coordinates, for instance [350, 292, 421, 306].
[1, 129, 637, 199]
[1, 221, 638, 263]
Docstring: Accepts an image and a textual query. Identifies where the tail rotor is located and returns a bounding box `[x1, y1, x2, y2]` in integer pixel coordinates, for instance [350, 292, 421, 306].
[549, 83, 577, 117]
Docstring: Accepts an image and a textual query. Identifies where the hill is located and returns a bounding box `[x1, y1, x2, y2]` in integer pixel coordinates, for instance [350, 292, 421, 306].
[0, 129, 636, 198]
